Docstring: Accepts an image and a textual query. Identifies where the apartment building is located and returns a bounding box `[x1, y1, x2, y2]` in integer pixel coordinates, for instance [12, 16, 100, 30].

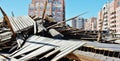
[76, 18, 85, 29]
[72, 19, 77, 28]
[72, 17, 85, 29]
[28, 0, 65, 22]
[116, 6, 120, 37]
[97, 11, 103, 30]
[84, 19, 91, 30]
[97, 0, 120, 38]
[84, 17, 97, 31]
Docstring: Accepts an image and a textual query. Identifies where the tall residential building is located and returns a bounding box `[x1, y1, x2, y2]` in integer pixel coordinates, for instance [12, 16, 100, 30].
[84, 19, 91, 30]
[28, 0, 65, 22]
[97, 0, 120, 38]
[72, 17, 85, 29]
[76, 18, 85, 29]
[116, 6, 120, 37]
[84, 17, 97, 31]
[103, 3, 110, 31]
[72, 19, 77, 28]
[109, 0, 120, 37]
[97, 11, 103, 30]
[91, 17, 97, 30]
[97, 3, 110, 31]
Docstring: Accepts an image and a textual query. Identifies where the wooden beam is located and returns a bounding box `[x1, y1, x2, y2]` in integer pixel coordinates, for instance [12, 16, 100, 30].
[0, 7, 16, 37]
[42, 0, 48, 19]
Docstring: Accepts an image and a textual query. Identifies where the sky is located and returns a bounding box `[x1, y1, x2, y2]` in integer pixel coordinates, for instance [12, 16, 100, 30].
[0, 0, 108, 24]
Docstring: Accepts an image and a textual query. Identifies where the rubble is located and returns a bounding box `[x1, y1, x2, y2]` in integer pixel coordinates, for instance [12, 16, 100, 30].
[9, 36, 85, 61]
[0, 1, 120, 60]
[0, 7, 86, 61]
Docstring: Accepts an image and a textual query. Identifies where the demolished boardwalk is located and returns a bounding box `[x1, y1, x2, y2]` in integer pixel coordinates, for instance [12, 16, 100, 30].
[0, 7, 86, 61]
[1, 6, 120, 61]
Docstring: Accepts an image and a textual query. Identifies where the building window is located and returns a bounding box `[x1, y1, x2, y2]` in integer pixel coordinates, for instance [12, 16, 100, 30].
[53, 0, 61, 4]
[40, 11, 43, 15]
[47, 6, 51, 10]
[52, 7, 62, 11]
[29, 4, 34, 10]
[35, 0, 40, 4]
[29, 7, 34, 10]
[52, 7, 56, 11]
[52, 12, 55, 16]
[29, 12, 34, 16]
[48, 0, 53, 3]
[118, 2, 120, 6]
[46, 11, 51, 15]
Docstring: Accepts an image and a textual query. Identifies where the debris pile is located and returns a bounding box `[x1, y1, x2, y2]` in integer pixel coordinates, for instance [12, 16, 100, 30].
[0, 0, 118, 60]
[9, 36, 85, 61]
[0, 7, 87, 61]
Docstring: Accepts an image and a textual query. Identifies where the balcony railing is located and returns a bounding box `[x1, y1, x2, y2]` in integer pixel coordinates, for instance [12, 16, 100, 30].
[110, 11, 116, 15]
[111, 20, 116, 23]
[111, 15, 116, 19]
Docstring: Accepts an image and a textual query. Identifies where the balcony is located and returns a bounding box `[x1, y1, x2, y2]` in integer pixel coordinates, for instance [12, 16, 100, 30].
[110, 11, 116, 15]
[111, 20, 116, 23]
[98, 19, 102, 21]
[104, 19, 107, 22]
[104, 12, 108, 15]
[104, 27, 108, 30]
[104, 23, 108, 26]
[104, 16, 108, 18]
[110, 15, 116, 19]
[110, 24, 116, 28]
[98, 21, 102, 24]
[110, 29, 116, 33]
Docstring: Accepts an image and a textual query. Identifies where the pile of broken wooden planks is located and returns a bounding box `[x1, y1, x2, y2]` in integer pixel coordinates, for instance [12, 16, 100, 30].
[0, 7, 87, 61]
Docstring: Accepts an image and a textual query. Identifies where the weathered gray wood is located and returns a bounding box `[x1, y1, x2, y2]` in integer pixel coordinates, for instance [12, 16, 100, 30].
[51, 42, 85, 61]
[8, 16, 35, 32]
[49, 29, 64, 38]
[10, 35, 40, 56]
[19, 46, 55, 61]
[10, 35, 85, 61]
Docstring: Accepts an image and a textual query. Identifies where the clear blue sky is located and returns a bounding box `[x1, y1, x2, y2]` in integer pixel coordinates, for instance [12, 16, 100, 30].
[0, 0, 108, 19]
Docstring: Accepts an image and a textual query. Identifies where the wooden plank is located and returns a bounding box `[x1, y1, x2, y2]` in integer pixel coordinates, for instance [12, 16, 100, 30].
[19, 46, 55, 61]
[14, 17, 22, 30]
[11, 37, 48, 57]
[24, 16, 34, 26]
[8, 17, 18, 32]
[22, 16, 32, 26]
[51, 42, 85, 61]
[10, 35, 40, 56]
[11, 36, 58, 57]
[17, 17, 26, 29]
